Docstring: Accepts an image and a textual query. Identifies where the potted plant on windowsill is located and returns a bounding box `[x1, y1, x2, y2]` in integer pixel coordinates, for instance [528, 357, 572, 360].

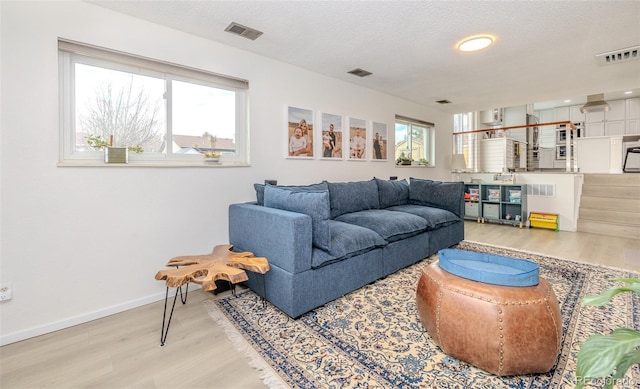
[86, 134, 143, 163]
[396, 152, 413, 166]
[202, 132, 220, 163]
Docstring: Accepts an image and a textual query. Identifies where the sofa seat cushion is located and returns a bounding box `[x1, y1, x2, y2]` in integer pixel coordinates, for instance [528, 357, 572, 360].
[328, 179, 380, 218]
[335, 209, 427, 243]
[263, 185, 331, 251]
[311, 220, 387, 269]
[386, 204, 460, 230]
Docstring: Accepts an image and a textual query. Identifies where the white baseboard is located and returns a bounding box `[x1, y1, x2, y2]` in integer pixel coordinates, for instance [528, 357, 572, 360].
[0, 289, 189, 346]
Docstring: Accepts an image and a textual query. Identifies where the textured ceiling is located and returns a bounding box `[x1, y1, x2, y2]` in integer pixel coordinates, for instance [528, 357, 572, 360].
[90, 0, 640, 113]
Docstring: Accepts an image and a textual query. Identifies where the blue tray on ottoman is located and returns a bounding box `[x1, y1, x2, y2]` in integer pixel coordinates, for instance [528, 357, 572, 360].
[438, 248, 539, 286]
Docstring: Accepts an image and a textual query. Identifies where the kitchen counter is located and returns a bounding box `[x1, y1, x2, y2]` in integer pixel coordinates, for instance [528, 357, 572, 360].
[575, 135, 640, 173]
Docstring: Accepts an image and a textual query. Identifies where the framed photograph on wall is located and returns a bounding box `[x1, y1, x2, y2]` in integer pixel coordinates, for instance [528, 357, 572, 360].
[321, 112, 342, 159]
[371, 121, 388, 161]
[287, 106, 314, 158]
[348, 117, 367, 160]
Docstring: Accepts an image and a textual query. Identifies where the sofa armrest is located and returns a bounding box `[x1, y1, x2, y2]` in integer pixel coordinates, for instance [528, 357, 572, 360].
[229, 203, 313, 274]
[409, 179, 465, 219]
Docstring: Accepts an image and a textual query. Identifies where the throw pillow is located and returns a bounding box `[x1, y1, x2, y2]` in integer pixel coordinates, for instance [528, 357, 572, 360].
[263, 185, 331, 251]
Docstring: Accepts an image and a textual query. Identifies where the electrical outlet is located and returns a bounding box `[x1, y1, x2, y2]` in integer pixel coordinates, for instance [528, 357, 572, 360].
[0, 283, 13, 301]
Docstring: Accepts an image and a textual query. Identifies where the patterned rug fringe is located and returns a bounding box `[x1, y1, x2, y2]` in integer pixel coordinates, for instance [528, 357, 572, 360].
[203, 300, 289, 389]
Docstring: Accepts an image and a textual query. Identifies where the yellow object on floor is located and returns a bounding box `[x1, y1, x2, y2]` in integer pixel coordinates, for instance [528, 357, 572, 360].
[529, 212, 559, 231]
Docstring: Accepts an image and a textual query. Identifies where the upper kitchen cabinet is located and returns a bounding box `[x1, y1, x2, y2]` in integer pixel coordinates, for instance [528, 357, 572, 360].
[554, 106, 570, 121]
[627, 98, 640, 135]
[570, 105, 585, 123]
[585, 99, 626, 137]
[538, 109, 556, 148]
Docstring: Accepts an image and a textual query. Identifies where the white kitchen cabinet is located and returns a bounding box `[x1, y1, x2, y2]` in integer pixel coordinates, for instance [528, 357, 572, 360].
[570, 105, 585, 123]
[627, 98, 640, 120]
[585, 99, 626, 137]
[627, 119, 640, 135]
[586, 110, 605, 123]
[554, 106, 570, 121]
[585, 122, 605, 137]
[607, 100, 626, 121]
[605, 121, 625, 136]
[538, 109, 556, 148]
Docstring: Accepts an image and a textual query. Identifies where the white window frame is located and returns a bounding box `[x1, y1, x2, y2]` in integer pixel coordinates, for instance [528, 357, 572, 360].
[58, 39, 249, 166]
[453, 112, 479, 172]
[394, 115, 435, 167]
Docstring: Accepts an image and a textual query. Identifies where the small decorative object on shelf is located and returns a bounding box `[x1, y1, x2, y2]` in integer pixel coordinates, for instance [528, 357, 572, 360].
[469, 188, 479, 201]
[509, 189, 522, 203]
[494, 173, 515, 183]
[488, 189, 500, 202]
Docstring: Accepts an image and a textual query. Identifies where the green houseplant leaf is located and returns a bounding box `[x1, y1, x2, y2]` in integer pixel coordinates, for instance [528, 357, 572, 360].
[575, 328, 640, 388]
[575, 278, 640, 388]
[581, 278, 640, 306]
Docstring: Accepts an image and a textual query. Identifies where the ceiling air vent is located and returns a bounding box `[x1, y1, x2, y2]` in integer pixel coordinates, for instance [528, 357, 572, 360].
[436, 99, 452, 104]
[224, 22, 263, 41]
[347, 68, 373, 78]
[595, 45, 640, 65]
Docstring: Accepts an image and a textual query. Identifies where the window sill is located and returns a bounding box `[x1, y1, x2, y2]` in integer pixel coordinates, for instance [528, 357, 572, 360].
[394, 164, 434, 168]
[57, 160, 251, 168]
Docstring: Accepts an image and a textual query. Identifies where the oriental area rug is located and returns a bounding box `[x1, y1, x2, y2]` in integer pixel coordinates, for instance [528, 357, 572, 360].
[205, 241, 640, 388]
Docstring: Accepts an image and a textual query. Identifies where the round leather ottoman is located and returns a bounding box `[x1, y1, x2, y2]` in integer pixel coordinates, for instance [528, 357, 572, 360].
[416, 258, 562, 376]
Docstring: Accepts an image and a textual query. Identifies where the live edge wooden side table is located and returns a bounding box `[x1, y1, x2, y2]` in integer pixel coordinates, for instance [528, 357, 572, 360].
[155, 244, 269, 346]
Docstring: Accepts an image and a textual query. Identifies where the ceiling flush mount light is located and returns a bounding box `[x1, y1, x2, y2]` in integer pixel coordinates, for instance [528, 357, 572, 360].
[457, 35, 495, 52]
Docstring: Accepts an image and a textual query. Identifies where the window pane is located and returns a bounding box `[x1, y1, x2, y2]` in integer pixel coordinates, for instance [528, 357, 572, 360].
[172, 80, 236, 156]
[395, 122, 410, 161]
[411, 124, 427, 161]
[74, 63, 165, 153]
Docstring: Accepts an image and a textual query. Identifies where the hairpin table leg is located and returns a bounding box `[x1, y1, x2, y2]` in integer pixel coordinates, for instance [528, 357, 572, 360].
[159, 283, 189, 347]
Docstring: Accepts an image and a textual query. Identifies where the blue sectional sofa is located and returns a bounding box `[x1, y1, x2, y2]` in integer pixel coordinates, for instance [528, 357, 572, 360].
[228, 177, 465, 318]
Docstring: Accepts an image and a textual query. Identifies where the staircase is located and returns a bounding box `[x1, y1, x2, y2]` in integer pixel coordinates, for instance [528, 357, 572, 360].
[577, 174, 640, 239]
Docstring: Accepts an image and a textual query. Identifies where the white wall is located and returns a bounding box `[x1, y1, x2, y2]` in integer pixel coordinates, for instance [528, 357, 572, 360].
[0, 1, 453, 344]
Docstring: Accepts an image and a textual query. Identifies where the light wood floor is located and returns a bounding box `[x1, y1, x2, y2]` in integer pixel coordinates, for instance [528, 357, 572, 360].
[2, 222, 640, 389]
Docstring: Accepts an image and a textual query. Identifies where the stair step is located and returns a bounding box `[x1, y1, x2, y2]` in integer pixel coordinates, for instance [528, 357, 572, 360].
[577, 219, 640, 240]
[581, 185, 640, 199]
[580, 196, 640, 211]
[578, 208, 640, 226]
[583, 174, 640, 187]
[579, 174, 640, 240]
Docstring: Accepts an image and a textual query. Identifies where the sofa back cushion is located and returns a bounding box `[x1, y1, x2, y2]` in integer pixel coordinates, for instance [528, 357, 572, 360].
[409, 178, 464, 217]
[327, 179, 380, 218]
[375, 178, 409, 208]
[263, 185, 331, 251]
[254, 181, 329, 206]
